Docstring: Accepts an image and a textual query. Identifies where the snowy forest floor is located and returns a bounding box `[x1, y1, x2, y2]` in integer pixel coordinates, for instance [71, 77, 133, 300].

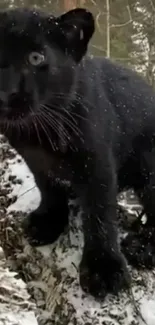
[0, 135, 155, 325]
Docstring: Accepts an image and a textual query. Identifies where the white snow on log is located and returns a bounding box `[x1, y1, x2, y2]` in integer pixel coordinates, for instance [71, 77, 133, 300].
[0, 253, 37, 325]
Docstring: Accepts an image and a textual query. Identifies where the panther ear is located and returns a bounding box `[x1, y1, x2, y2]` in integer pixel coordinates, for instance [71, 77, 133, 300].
[55, 8, 95, 62]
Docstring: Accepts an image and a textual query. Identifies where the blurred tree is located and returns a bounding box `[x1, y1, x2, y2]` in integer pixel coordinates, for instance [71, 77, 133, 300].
[130, 0, 155, 85]
[64, 0, 77, 10]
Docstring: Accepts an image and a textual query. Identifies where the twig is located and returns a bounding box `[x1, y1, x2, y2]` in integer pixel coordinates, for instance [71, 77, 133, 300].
[149, 0, 155, 12]
[88, 0, 98, 6]
[18, 186, 37, 199]
[96, 11, 105, 34]
[128, 287, 148, 325]
[90, 44, 107, 53]
[110, 5, 132, 28]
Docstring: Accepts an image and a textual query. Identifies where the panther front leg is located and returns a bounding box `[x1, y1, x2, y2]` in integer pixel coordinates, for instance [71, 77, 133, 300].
[73, 149, 130, 298]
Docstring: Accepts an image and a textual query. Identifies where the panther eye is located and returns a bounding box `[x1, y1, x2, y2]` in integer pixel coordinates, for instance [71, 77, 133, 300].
[28, 52, 45, 66]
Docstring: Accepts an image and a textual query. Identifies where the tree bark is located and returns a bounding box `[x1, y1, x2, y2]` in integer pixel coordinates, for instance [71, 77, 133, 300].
[106, 0, 110, 58]
[64, 0, 77, 11]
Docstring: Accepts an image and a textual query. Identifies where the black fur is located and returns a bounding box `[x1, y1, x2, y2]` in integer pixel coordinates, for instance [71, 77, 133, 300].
[0, 7, 155, 298]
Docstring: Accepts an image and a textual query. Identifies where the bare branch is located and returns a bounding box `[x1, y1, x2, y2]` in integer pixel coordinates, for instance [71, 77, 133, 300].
[110, 5, 132, 28]
[110, 57, 155, 64]
[96, 11, 105, 34]
[90, 44, 107, 53]
[96, 12, 102, 34]
[149, 0, 155, 12]
[88, 0, 98, 6]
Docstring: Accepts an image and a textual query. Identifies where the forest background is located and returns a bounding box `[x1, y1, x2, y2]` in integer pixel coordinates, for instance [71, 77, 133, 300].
[1, 0, 155, 86]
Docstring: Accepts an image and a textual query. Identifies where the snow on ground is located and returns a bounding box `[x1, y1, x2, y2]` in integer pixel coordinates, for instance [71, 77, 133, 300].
[1, 139, 155, 325]
[6, 155, 40, 213]
[0, 245, 37, 325]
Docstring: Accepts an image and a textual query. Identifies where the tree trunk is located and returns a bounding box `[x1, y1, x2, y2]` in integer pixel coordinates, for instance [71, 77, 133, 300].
[64, 0, 77, 11]
[106, 0, 110, 58]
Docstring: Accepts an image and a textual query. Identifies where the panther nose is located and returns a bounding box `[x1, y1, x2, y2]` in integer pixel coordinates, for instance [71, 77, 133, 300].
[0, 98, 4, 109]
[8, 92, 33, 112]
[8, 92, 20, 108]
[0, 91, 7, 109]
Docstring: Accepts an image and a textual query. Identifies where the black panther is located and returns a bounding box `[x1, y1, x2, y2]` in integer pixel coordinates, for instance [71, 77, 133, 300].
[0, 7, 155, 299]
